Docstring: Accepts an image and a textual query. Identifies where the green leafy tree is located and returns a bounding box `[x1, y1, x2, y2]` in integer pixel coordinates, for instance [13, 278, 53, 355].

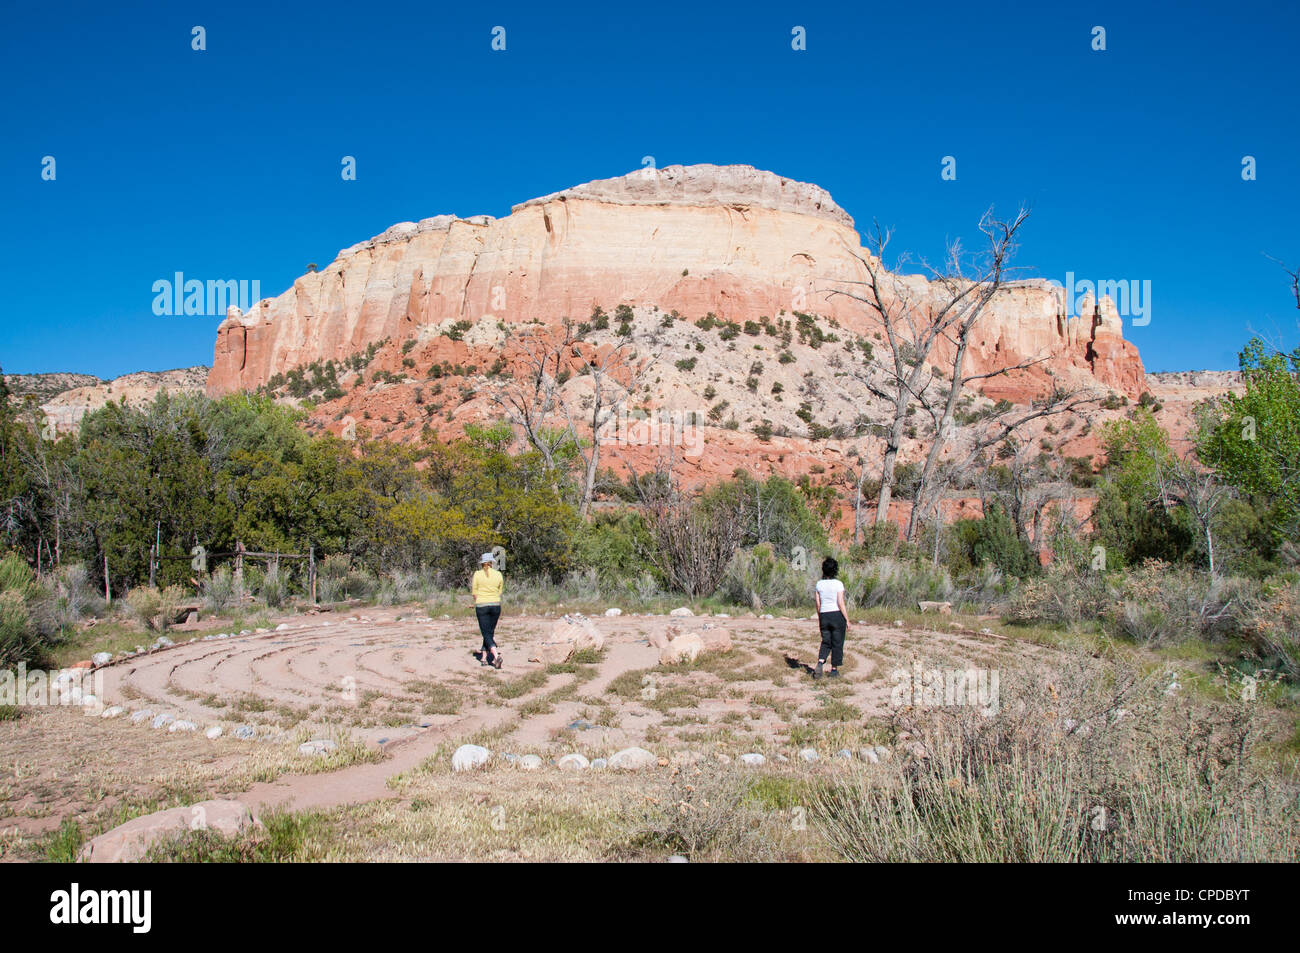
[1090, 409, 1196, 569]
[1198, 338, 1300, 544]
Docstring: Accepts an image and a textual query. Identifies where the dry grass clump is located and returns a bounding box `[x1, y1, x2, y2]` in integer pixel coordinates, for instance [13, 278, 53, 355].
[810, 654, 1298, 862]
[616, 762, 822, 861]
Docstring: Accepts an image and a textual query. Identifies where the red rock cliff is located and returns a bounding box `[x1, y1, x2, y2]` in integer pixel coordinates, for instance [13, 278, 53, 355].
[207, 164, 1144, 399]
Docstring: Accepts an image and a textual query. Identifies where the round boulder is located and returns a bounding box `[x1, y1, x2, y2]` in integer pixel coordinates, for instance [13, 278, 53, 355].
[608, 747, 658, 771]
[298, 739, 339, 756]
[451, 744, 492, 772]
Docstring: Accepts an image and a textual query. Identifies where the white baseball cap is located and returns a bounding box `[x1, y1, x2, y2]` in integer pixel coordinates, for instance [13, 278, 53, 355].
[480, 553, 495, 564]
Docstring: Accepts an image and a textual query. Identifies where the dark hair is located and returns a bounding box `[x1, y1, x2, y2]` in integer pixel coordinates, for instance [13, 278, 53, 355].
[821, 556, 838, 579]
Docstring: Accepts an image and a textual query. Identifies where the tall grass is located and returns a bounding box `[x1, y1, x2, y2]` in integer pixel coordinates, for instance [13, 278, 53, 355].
[810, 657, 1298, 862]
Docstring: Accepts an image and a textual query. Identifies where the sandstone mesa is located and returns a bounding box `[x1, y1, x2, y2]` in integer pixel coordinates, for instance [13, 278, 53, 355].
[207, 164, 1145, 400]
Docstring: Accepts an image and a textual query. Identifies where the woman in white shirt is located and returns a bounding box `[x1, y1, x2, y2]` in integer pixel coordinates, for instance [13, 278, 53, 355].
[813, 556, 849, 679]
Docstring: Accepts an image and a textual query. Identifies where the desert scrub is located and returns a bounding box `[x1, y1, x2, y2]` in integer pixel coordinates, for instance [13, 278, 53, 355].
[719, 543, 811, 611]
[0, 589, 38, 666]
[1242, 577, 1300, 677]
[1102, 561, 1235, 645]
[848, 556, 955, 609]
[258, 564, 287, 608]
[204, 565, 240, 611]
[810, 654, 1299, 862]
[618, 765, 804, 861]
[1002, 565, 1112, 630]
[124, 586, 163, 630]
[0, 553, 90, 666]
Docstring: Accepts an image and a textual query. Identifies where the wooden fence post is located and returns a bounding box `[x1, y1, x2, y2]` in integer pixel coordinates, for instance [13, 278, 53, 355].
[309, 545, 317, 604]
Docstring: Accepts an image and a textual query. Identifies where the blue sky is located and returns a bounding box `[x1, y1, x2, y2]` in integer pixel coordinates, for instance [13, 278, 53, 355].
[2, 0, 1297, 377]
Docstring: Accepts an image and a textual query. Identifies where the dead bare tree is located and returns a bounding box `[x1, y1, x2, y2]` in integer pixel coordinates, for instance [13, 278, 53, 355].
[995, 439, 1076, 553]
[493, 319, 661, 515]
[1146, 431, 1234, 577]
[1263, 254, 1300, 310]
[615, 441, 679, 509]
[828, 210, 1031, 539]
[490, 322, 577, 474]
[562, 336, 661, 519]
[902, 210, 1045, 541]
[913, 385, 1102, 556]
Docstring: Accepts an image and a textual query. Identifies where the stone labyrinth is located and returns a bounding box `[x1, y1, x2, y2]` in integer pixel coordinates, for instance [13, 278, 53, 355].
[93, 608, 1049, 762]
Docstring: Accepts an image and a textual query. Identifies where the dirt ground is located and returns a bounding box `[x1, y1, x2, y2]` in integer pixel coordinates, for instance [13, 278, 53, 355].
[0, 606, 1058, 860]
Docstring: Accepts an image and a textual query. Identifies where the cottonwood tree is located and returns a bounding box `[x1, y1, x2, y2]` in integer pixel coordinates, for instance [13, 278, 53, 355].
[1196, 269, 1300, 544]
[828, 209, 1034, 539]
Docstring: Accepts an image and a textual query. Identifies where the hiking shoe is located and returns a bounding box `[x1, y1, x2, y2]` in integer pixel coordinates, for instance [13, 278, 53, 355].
[813, 660, 824, 680]
[828, 669, 841, 678]
[493, 651, 504, 670]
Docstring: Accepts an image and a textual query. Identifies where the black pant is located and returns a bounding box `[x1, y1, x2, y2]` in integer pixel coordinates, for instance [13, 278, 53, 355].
[476, 604, 501, 653]
[818, 610, 846, 667]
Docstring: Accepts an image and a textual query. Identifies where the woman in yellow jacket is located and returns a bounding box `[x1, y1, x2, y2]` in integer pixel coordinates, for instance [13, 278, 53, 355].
[471, 553, 505, 669]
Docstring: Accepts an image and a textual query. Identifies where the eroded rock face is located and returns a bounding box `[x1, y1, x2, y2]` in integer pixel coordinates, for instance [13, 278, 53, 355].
[207, 165, 1144, 399]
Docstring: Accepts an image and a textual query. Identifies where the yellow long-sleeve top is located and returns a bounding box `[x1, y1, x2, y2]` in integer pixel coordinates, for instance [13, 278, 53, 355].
[472, 567, 504, 606]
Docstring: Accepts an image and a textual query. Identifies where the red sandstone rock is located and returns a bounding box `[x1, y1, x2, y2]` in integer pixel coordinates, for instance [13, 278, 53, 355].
[208, 165, 1145, 400]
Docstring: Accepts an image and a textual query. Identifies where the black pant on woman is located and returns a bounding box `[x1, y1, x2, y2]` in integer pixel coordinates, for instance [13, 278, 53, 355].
[818, 610, 846, 667]
[476, 604, 501, 655]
